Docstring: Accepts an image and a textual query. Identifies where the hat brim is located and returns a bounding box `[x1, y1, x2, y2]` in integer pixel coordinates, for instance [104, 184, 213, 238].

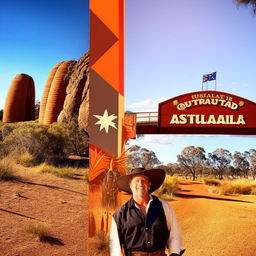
[117, 168, 166, 194]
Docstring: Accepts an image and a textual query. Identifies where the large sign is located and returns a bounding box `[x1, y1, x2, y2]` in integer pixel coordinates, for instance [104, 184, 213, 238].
[157, 91, 256, 135]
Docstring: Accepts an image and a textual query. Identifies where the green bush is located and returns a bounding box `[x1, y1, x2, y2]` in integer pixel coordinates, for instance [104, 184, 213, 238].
[1, 124, 64, 163]
[0, 121, 89, 165]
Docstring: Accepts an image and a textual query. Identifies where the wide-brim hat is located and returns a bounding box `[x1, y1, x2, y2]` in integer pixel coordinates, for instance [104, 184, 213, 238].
[117, 168, 166, 194]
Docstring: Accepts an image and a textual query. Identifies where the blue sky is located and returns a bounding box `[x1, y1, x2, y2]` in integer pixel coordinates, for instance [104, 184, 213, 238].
[1, 0, 256, 164]
[0, 0, 89, 109]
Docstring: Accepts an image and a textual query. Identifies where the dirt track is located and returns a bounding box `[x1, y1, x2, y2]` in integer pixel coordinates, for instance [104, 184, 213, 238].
[172, 181, 256, 256]
[1, 170, 256, 256]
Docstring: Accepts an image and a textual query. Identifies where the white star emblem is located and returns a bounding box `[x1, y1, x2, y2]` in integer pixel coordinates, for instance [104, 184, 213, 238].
[94, 109, 117, 133]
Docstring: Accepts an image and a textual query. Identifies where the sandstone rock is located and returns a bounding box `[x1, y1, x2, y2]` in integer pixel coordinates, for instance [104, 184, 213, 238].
[3, 73, 35, 123]
[58, 52, 89, 132]
[39, 61, 63, 123]
[43, 60, 76, 125]
[78, 69, 89, 133]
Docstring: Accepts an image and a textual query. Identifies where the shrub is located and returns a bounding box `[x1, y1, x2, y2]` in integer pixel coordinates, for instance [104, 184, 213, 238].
[154, 174, 179, 200]
[0, 121, 89, 164]
[203, 177, 221, 186]
[25, 222, 50, 241]
[39, 163, 75, 179]
[17, 152, 36, 167]
[58, 119, 89, 156]
[0, 123, 67, 164]
[0, 157, 16, 180]
[213, 179, 256, 195]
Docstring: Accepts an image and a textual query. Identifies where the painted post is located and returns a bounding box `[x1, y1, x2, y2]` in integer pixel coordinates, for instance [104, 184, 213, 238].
[88, 0, 125, 243]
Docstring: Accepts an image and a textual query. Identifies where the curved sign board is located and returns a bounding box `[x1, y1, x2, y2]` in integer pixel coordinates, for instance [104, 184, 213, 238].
[158, 91, 256, 135]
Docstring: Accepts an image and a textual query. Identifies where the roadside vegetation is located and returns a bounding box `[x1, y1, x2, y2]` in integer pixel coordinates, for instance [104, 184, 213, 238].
[38, 163, 77, 179]
[204, 178, 256, 195]
[126, 145, 256, 196]
[154, 174, 179, 200]
[0, 120, 89, 180]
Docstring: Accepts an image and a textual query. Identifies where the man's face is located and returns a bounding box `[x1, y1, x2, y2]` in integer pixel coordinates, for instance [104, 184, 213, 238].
[129, 175, 151, 197]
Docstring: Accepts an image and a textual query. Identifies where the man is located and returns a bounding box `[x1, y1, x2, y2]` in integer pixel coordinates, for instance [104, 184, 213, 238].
[109, 168, 185, 256]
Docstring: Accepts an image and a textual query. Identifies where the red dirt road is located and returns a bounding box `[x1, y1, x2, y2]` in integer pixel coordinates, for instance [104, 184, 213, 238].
[171, 180, 256, 256]
[1, 170, 256, 256]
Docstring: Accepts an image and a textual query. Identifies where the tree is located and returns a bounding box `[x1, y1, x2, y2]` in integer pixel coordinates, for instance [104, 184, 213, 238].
[126, 145, 161, 170]
[155, 163, 182, 176]
[245, 149, 256, 179]
[233, 151, 250, 178]
[166, 163, 184, 176]
[63, 118, 89, 156]
[177, 146, 207, 180]
[227, 166, 241, 179]
[234, 0, 256, 13]
[208, 148, 232, 179]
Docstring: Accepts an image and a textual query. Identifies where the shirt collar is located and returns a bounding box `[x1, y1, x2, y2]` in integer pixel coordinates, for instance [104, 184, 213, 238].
[128, 195, 154, 209]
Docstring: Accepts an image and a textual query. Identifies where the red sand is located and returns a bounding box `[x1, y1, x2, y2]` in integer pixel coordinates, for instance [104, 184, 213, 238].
[1, 170, 255, 256]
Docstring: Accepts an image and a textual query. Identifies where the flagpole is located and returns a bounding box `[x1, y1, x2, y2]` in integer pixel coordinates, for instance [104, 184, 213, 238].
[215, 72, 217, 91]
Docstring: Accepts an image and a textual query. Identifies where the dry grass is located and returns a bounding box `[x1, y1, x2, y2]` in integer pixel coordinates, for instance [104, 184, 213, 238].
[88, 233, 110, 256]
[153, 174, 179, 200]
[203, 177, 221, 186]
[16, 152, 36, 167]
[0, 157, 16, 180]
[208, 179, 256, 195]
[38, 163, 75, 179]
[25, 222, 50, 241]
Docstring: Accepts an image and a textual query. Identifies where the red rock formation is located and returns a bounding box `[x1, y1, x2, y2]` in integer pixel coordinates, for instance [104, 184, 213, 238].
[78, 56, 89, 133]
[38, 61, 63, 123]
[3, 73, 35, 123]
[43, 60, 75, 125]
[58, 53, 89, 132]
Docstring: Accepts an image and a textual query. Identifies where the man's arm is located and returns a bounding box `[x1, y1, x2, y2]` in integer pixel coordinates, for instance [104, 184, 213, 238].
[109, 216, 122, 256]
[160, 199, 183, 255]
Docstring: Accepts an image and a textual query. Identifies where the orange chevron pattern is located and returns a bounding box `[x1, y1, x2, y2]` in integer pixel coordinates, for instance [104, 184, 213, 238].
[88, 0, 125, 244]
[89, 0, 124, 157]
[90, 0, 124, 95]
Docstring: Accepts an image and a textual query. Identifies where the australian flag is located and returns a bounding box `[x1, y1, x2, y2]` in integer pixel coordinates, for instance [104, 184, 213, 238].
[202, 72, 216, 83]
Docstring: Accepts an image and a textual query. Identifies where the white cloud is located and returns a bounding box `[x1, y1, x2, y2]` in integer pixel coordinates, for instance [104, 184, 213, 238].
[131, 135, 177, 146]
[126, 98, 165, 112]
